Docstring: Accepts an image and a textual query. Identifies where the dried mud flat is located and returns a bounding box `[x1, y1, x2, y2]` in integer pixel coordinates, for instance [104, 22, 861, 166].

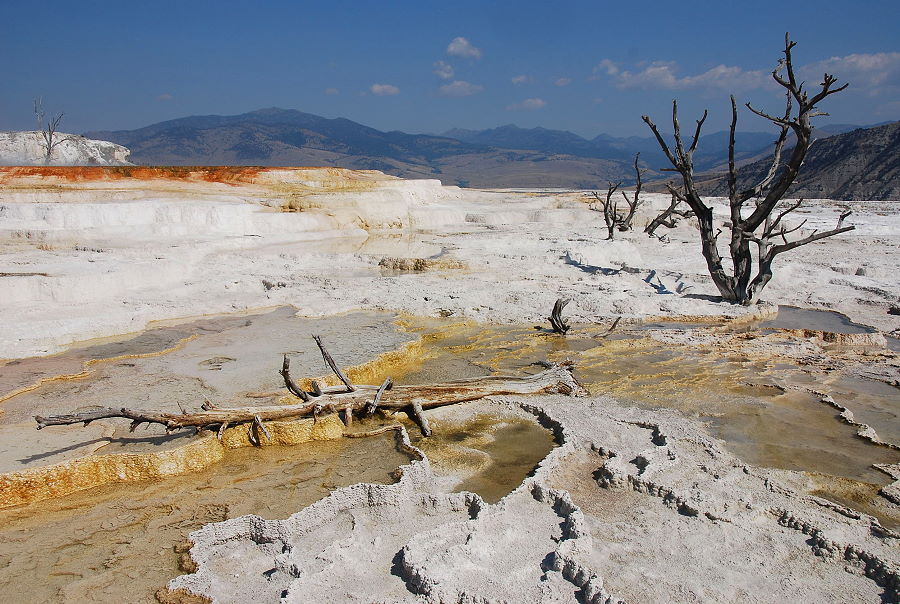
[0, 167, 898, 602]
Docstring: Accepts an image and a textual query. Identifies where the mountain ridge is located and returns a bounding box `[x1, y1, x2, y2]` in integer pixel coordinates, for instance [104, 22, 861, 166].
[695, 121, 900, 201]
[84, 108, 893, 194]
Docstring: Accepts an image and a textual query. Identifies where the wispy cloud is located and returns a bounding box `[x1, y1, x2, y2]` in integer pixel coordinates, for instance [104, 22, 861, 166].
[593, 59, 619, 76]
[438, 80, 483, 97]
[592, 51, 900, 96]
[433, 60, 454, 80]
[157, 93, 173, 101]
[447, 37, 481, 59]
[507, 98, 546, 111]
[370, 83, 400, 96]
[611, 61, 767, 91]
[800, 52, 900, 94]
[324, 87, 339, 95]
[554, 77, 572, 87]
[511, 74, 532, 85]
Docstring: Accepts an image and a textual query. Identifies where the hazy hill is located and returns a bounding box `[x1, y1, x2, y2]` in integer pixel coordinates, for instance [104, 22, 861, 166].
[87, 108, 636, 188]
[86, 108, 887, 191]
[444, 124, 791, 173]
[698, 121, 900, 201]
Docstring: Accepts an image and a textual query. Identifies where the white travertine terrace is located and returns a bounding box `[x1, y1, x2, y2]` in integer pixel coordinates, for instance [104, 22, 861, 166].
[0, 131, 132, 166]
[1, 167, 898, 602]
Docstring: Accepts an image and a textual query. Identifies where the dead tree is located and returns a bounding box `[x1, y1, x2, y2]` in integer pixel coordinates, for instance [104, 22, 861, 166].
[591, 182, 621, 240]
[35, 337, 584, 439]
[645, 185, 694, 237]
[641, 33, 853, 305]
[34, 97, 76, 164]
[618, 153, 644, 231]
[590, 153, 644, 239]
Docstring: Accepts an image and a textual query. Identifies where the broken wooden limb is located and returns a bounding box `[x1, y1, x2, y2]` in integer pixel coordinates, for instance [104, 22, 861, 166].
[280, 355, 310, 401]
[342, 406, 353, 427]
[364, 378, 393, 417]
[34, 361, 584, 441]
[408, 401, 432, 437]
[248, 415, 272, 446]
[605, 316, 622, 336]
[313, 335, 355, 392]
[549, 298, 571, 334]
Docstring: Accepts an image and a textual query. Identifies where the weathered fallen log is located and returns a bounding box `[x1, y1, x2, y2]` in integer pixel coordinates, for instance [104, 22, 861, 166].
[34, 360, 583, 438]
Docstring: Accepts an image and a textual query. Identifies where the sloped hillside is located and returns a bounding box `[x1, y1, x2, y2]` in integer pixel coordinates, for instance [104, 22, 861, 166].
[700, 121, 900, 201]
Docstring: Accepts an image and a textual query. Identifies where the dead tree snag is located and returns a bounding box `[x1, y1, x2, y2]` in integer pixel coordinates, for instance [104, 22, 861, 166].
[33, 97, 77, 164]
[641, 34, 852, 305]
[549, 298, 571, 334]
[591, 183, 621, 240]
[590, 153, 644, 239]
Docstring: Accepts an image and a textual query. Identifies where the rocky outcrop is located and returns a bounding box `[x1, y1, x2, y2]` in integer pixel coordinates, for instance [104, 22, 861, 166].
[0, 131, 132, 166]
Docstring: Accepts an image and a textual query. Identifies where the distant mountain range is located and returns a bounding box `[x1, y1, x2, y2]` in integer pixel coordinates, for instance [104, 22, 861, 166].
[87, 108, 627, 188]
[85, 108, 891, 193]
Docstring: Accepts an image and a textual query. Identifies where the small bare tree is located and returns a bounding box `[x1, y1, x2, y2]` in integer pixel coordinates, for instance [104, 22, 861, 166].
[591, 181, 622, 240]
[641, 34, 853, 305]
[645, 184, 694, 237]
[34, 97, 77, 164]
[590, 152, 644, 240]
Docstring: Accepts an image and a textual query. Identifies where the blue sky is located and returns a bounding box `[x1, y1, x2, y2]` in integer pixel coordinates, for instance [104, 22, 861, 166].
[2, 0, 899, 137]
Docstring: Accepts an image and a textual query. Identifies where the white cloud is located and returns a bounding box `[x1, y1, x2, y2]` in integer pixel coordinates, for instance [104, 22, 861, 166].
[447, 36, 482, 59]
[438, 80, 483, 97]
[324, 87, 339, 95]
[433, 60, 454, 80]
[554, 77, 572, 87]
[594, 59, 619, 76]
[605, 61, 768, 91]
[593, 51, 900, 95]
[511, 74, 532, 85]
[506, 98, 546, 111]
[370, 83, 400, 96]
[157, 93, 173, 101]
[801, 52, 900, 92]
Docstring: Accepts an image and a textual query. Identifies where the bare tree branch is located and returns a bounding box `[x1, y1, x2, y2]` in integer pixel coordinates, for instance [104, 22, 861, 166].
[313, 335, 355, 392]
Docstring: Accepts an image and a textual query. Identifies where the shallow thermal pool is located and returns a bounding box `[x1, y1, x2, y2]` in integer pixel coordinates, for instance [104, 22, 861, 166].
[0, 308, 559, 601]
[0, 305, 898, 601]
[0, 434, 409, 603]
[393, 313, 900, 525]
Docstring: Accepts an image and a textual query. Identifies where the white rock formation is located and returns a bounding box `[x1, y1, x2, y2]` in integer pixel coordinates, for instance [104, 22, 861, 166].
[0, 131, 132, 165]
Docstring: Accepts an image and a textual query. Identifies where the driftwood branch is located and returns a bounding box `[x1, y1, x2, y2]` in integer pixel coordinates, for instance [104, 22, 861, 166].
[280, 355, 310, 401]
[364, 378, 393, 417]
[35, 351, 584, 439]
[408, 401, 432, 437]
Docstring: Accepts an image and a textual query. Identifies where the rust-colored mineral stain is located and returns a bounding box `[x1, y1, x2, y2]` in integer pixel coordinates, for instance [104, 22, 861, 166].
[0, 165, 272, 185]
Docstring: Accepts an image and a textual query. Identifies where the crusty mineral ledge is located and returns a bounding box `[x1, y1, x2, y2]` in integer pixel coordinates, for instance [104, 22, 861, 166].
[162, 396, 899, 604]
